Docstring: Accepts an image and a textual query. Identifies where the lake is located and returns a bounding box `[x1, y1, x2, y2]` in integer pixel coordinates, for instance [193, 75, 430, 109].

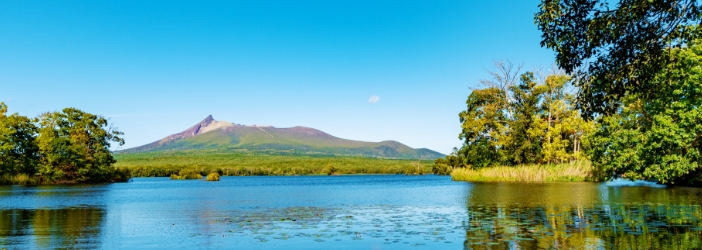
[1, 175, 702, 249]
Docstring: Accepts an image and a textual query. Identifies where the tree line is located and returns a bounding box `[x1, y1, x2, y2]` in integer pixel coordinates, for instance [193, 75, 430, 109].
[437, 0, 702, 186]
[433, 64, 594, 174]
[0, 103, 128, 184]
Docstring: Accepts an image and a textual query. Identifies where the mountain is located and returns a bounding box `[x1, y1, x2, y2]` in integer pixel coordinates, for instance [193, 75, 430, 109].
[119, 115, 445, 160]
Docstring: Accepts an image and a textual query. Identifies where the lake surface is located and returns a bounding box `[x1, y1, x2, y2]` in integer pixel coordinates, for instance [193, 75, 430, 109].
[1, 175, 702, 249]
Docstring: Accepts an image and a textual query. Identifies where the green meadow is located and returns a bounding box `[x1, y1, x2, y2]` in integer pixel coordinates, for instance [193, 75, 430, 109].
[114, 150, 433, 177]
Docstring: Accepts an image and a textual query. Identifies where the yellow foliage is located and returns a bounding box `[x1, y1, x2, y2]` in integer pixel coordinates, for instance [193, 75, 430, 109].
[206, 173, 220, 181]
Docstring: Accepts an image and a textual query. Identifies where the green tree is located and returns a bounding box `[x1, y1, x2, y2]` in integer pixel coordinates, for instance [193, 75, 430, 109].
[504, 72, 546, 164]
[439, 65, 594, 170]
[0, 102, 39, 176]
[535, 0, 702, 117]
[433, 147, 463, 175]
[36, 108, 126, 183]
[586, 39, 702, 185]
[458, 87, 507, 168]
[539, 74, 590, 163]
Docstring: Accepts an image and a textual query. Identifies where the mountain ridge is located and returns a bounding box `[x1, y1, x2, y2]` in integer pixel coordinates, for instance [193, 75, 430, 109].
[119, 116, 444, 160]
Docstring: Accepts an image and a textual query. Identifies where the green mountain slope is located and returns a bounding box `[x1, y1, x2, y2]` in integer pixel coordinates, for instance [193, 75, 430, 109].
[119, 115, 444, 160]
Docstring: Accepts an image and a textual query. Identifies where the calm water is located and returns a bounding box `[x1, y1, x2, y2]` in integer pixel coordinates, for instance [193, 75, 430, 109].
[1, 175, 702, 249]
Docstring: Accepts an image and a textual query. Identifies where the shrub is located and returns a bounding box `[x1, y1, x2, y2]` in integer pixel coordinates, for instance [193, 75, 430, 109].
[404, 161, 424, 175]
[321, 164, 336, 175]
[206, 172, 220, 181]
[432, 163, 453, 175]
[110, 168, 131, 182]
[170, 169, 202, 180]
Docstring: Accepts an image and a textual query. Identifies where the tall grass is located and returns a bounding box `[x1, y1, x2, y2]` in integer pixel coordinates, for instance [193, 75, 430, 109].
[451, 161, 593, 182]
[114, 151, 433, 177]
[1, 169, 131, 185]
[0, 174, 41, 185]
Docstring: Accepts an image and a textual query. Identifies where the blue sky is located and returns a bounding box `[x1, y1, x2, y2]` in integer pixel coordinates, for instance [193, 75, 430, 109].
[1, 1, 555, 154]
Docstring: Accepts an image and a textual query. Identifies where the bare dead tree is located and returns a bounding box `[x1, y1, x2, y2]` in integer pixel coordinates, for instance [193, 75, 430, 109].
[478, 60, 523, 120]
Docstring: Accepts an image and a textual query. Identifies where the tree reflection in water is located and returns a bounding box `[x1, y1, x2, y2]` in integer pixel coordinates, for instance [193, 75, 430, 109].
[463, 183, 702, 249]
[0, 207, 104, 249]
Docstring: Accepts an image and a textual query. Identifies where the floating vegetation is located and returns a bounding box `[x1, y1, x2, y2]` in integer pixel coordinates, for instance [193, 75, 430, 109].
[205, 203, 702, 249]
[0, 173, 40, 185]
[212, 205, 468, 247]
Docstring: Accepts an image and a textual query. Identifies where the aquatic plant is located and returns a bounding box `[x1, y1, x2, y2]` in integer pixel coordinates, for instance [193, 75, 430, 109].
[206, 172, 220, 181]
[218, 202, 702, 249]
[451, 161, 593, 182]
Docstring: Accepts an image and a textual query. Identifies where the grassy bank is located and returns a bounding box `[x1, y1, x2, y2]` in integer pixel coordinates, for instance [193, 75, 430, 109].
[0, 174, 41, 185]
[114, 150, 433, 177]
[0, 169, 131, 185]
[450, 161, 594, 182]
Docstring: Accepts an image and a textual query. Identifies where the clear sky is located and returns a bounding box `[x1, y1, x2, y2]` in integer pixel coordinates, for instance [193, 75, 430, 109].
[1, 0, 556, 154]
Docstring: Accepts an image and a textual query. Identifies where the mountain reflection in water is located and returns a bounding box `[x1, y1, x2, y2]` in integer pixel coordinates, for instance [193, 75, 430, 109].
[1, 176, 702, 249]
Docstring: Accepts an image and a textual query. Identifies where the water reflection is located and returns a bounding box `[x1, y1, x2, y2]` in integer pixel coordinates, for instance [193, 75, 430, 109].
[0, 207, 105, 249]
[463, 183, 702, 249]
[2, 177, 702, 249]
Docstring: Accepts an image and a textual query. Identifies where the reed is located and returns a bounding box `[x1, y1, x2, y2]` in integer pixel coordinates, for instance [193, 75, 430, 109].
[0, 174, 41, 185]
[451, 161, 593, 182]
